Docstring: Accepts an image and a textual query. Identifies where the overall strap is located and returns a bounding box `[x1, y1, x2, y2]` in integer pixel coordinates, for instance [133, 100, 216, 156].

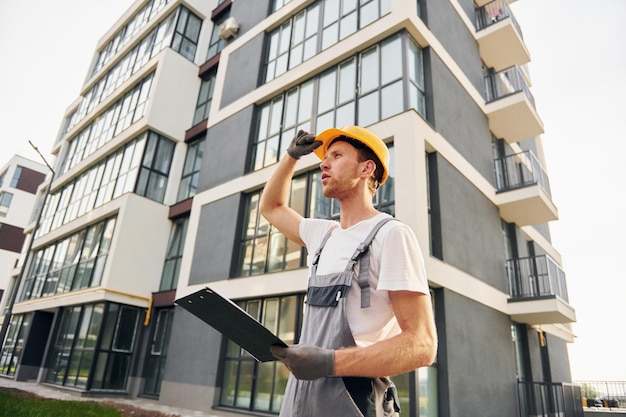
[349, 217, 398, 308]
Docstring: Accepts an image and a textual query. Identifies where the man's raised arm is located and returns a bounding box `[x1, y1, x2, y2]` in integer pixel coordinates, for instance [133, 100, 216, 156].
[259, 130, 321, 246]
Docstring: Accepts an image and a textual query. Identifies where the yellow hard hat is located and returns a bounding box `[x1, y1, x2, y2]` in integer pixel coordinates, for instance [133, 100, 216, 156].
[314, 125, 389, 185]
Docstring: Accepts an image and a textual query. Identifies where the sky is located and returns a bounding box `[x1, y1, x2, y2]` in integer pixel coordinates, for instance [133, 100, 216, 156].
[0, 0, 624, 382]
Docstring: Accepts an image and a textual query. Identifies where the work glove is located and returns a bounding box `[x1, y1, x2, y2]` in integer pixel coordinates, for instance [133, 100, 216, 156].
[286, 130, 322, 160]
[270, 344, 334, 380]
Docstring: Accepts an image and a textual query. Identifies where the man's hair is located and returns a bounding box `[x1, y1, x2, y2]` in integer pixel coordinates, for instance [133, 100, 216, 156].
[331, 136, 384, 194]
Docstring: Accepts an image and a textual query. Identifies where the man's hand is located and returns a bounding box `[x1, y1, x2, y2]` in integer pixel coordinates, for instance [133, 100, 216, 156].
[270, 344, 334, 380]
[286, 130, 322, 160]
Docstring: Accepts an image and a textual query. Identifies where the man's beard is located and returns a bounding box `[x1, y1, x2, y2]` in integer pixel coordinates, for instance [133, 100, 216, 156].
[321, 168, 361, 200]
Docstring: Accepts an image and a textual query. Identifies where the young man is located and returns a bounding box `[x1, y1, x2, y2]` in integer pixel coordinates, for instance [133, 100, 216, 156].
[260, 126, 437, 417]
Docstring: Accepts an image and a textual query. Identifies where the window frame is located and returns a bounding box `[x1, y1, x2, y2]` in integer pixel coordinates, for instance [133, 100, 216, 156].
[142, 307, 174, 396]
[0, 191, 13, 217]
[20, 217, 116, 302]
[192, 70, 217, 126]
[134, 132, 176, 203]
[218, 293, 305, 413]
[206, 12, 229, 60]
[177, 137, 206, 202]
[159, 216, 189, 291]
[252, 32, 423, 174]
[264, 0, 392, 83]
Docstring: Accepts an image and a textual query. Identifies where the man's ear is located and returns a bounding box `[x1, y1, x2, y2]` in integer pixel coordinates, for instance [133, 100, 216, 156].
[361, 160, 376, 178]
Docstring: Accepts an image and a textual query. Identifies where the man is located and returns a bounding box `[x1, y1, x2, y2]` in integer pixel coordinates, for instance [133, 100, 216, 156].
[260, 126, 437, 417]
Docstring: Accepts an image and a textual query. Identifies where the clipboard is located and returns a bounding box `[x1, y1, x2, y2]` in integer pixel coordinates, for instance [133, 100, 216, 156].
[175, 287, 287, 362]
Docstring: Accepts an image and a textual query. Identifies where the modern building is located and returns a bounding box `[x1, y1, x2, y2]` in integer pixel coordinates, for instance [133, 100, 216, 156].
[0, 0, 581, 416]
[0, 155, 47, 327]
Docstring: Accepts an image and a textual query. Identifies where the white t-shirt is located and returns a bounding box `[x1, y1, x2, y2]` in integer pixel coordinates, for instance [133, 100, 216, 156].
[299, 213, 430, 347]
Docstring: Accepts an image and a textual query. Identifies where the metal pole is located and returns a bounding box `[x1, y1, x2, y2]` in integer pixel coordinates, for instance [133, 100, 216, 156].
[0, 141, 55, 354]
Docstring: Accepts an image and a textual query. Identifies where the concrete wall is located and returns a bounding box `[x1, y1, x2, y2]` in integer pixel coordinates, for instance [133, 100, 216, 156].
[159, 306, 222, 411]
[198, 107, 254, 191]
[435, 155, 506, 291]
[189, 194, 242, 285]
[440, 288, 519, 417]
[219, 0, 270, 108]
[428, 48, 495, 187]
[428, 0, 485, 94]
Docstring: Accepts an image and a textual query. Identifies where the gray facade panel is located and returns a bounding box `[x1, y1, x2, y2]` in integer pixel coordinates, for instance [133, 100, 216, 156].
[430, 54, 495, 184]
[442, 289, 518, 417]
[220, 34, 265, 108]
[189, 194, 242, 285]
[533, 223, 552, 241]
[231, 0, 271, 33]
[546, 335, 573, 383]
[162, 307, 222, 386]
[219, 1, 270, 107]
[436, 155, 507, 291]
[427, 0, 485, 93]
[198, 107, 254, 191]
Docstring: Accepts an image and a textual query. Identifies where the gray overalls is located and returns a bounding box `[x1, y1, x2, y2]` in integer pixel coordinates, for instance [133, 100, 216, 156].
[279, 218, 400, 417]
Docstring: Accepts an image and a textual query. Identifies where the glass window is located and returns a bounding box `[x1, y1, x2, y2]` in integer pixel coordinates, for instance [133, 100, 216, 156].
[20, 217, 116, 302]
[61, 73, 154, 176]
[177, 137, 205, 202]
[171, 6, 202, 61]
[265, 0, 391, 83]
[192, 70, 217, 126]
[239, 176, 310, 277]
[112, 307, 140, 352]
[40, 134, 149, 237]
[10, 166, 22, 188]
[358, 34, 403, 126]
[135, 132, 175, 203]
[253, 80, 314, 171]
[0, 314, 27, 376]
[0, 192, 13, 217]
[220, 294, 303, 413]
[46, 302, 141, 391]
[408, 38, 426, 116]
[143, 307, 174, 396]
[65, 5, 194, 135]
[90, 0, 173, 76]
[206, 12, 229, 60]
[272, 0, 294, 12]
[45, 304, 104, 388]
[92, 304, 141, 390]
[418, 363, 439, 416]
[160, 216, 189, 291]
[252, 33, 423, 175]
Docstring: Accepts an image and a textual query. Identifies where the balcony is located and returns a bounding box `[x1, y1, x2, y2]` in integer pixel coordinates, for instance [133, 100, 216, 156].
[506, 255, 576, 325]
[517, 381, 584, 417]
[484, 66, 544, 143]
[494, 150, 558, 226]
[475, 0, 530, 71]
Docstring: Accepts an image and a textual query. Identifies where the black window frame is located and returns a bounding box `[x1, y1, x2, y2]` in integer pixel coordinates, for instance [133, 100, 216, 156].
[252, 32, 424, 174]
[218, 293, 305, 413]
[159, 216, 189, 291]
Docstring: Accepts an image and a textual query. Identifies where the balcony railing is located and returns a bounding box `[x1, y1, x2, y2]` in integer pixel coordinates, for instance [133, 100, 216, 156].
[485, 65, 535, 106]
[506, 255, 569, 302]
[517, 381, 583, 417]
[576, 380, 626, 408]
[495, 150, 552, 196]
[475, 0, 523, 36]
